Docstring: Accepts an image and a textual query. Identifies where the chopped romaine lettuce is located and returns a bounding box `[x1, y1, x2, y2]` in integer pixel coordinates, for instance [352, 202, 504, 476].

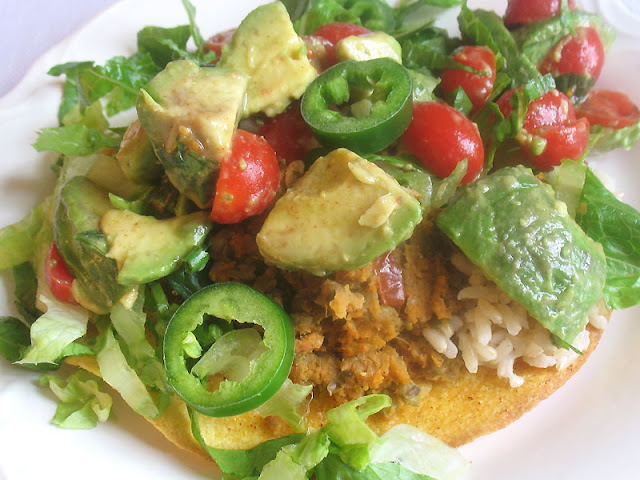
[17, 292, 89, 366]
[576, 169, 640, 309]
[96, 326, 160, 418]
[39, 370, 112, 429]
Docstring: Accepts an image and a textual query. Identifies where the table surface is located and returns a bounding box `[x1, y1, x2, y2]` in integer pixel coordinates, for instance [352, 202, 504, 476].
[0, 0, 119, 98]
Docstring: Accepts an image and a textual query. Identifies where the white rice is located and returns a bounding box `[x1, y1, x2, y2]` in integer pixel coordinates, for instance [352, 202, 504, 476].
[422, 253, 609, 388]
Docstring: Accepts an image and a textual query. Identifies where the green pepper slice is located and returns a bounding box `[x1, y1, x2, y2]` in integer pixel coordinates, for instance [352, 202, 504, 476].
[163, 282, 294, 417]
[301, 58, 413, 154]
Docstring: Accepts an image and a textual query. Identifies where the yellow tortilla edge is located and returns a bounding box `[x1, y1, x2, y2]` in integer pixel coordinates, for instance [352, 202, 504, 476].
[65, 322, 605, 461]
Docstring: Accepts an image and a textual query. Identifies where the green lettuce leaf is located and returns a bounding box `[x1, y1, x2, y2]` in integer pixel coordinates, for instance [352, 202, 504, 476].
[315, 453, 437, 480]
[458, 6, 539, 87]
[78, 53, 160, 116]
[544, 159, 588, 218]
[33, 124, 121, 156]
[12, 262, 41, 324]
[137, 24, 192, 68]
[255, 378, 313, 432]
[17, 292, 89, 366]
[109, 290, 168, 391]
[259, 431, 331, 480]
[393, 0, 463, 39]
[513, 10, 615, 66]
[370, 425, 470, 480]
[39, 370, 112, 429]
[587, 120, 640, 155]
[576, 169, 640, 309]
[297, 0, 396, 35]
[188, 406, 304, 478]
[95, 326, 160, 418]
[0, 317, 31, 363]
[0, 198, 52, 271]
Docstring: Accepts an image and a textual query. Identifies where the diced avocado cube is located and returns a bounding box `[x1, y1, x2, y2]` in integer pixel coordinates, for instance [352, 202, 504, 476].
[101, 209, 211, 285]
[257, 148, 423, 276]
[137, 60, 248, 208]
[54, 177, 127, 314]
[115, 119, 163, 185]
[336, 32, 403, 64]
[85, 153, 149, 200]
[220, 2, 317, 117]
[437, 165, 607, 345]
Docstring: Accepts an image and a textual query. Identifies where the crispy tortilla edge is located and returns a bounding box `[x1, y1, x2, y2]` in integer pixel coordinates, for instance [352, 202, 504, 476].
[65, 322, 605, 461]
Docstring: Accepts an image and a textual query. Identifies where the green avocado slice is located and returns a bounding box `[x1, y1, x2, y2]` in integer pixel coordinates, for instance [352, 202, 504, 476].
[257, 148, 422, 276]
[437, 165, 607, 345]
[101, 209, 211, 286]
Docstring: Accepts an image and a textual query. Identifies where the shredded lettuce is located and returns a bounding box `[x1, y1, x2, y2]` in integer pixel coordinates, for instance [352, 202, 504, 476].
[189, 393, 468, 480]
[39, 370, 112, 429]
[96, 326, 160, 418]
[110, 289, 168, 391]
[370, 425, 470, 480]
[17, 293, 89, 366]
[0, 198, 53, 271]
[256, 378, 313, 432]
[545, 159, 588, 218]
[587, 120, 640, 155]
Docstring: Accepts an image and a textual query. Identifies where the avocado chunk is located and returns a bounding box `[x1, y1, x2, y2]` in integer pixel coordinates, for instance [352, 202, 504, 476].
[85, 153, 149, 200]
[101, 209, 211, 286]
[54, 176, 127, 314]
[257, 148, 423, 276]
[437, 165, 607, 346]
[137, 60, 248, 208]
[220, 2, 317, 117]
[115, 119, 163, 185]
[336, 32, 402, 64]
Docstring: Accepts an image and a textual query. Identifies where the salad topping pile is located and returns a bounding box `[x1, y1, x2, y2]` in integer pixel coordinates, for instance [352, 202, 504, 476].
[1, 0, 640, 479]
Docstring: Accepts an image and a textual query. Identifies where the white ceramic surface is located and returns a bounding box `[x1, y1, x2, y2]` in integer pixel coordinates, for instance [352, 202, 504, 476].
[0, 1, 638, 479]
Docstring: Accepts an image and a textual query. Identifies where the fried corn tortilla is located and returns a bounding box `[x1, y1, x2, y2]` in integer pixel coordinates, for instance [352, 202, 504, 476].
[67, 323, 603, 458]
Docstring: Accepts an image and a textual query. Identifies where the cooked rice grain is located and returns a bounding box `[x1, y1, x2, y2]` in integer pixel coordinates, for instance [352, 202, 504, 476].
[422, 253, 608, 388]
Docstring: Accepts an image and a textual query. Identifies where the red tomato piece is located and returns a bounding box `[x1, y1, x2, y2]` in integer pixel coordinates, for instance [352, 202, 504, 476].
[504, 0, 576, 26]
[539, 27, 605, 81]
[45, 242, 78, 304]
[441, 46, 497, 114]
[497, 89, 589, 170]
[302, 35, 334, 72]
[211, 130, 280, 224]
[257, 103, 315, 164]
[576, 89, 640, 129]
[205, 28, 237, 60]
[401, 102, 484, 184]
[311, 22, 371, 66]
[373, 251, 405, 309]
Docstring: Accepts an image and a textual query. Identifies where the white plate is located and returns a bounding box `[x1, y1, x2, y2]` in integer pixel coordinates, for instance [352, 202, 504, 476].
[0, 1, 638, 479]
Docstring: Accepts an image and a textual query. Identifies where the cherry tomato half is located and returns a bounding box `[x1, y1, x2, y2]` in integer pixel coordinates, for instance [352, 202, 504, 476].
[401, 102, 484, 183]
[205, 28, 237, 60]
[498, 89, 589, 170]
[576, 90, 640, 129]
[311, 22, 371, 66]
[45, 242, 78, 304]
[302, 35, 334, 72]
[211, 130, 280, 224]
[539, 27, 605, 81]
[504, 0, 576, 26]
[257, 102, 315, 164]
[441, 45, 497, 115]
